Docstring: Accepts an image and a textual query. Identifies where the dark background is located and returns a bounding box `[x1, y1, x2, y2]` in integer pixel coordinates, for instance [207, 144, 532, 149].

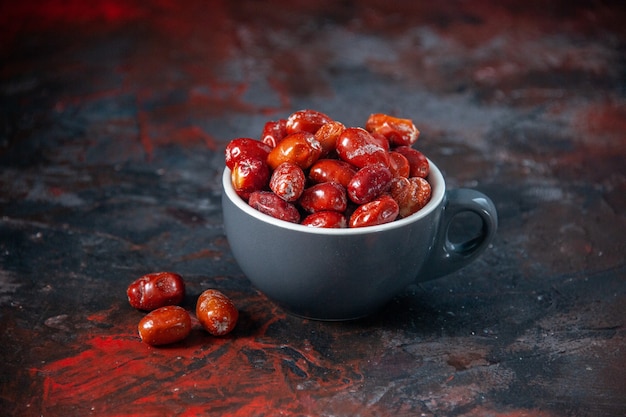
[1, 1, 625, 416]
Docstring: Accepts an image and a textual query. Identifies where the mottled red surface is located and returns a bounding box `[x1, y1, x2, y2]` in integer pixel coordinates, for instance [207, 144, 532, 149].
[1, 1, 625, 416]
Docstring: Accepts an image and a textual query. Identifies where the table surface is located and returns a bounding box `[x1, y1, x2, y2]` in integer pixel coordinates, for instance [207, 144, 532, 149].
[1, 1, 625, 416]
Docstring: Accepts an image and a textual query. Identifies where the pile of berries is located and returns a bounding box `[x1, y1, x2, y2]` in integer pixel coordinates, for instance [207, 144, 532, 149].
[225, 110, 432, 228]
[127, 272, 238, 346]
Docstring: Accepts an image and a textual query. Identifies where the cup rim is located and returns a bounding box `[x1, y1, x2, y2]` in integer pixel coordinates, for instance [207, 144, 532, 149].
[222, 158, 445, 235]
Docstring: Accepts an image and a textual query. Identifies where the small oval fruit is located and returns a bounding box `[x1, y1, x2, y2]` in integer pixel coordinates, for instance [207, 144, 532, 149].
[248, 191, 301, 223]
[225, 138, 272, 170]
[365, 113, 419, 146]
[196, 289, 239, 336]
[336, 127, 389, 168]
[309, 159, 356, 188]
[269, 162, 306, 202]
[138, 305, 192, 346]
[349, 195, 399, 228]
[267, 132, 322, 170]
[285, 109, 333, 134]
[301, 211, 347, 228]
[314, 121, 345, 155]
[389, 176, 432, 218]
[347, 163, 393, 205]
[388, 151, 410, 178]
[260, 119, 288, 148]
[299, 182, 348, 213]
[231, 157, 270, 200]
[394, 146, 429, 178]
[127, 272, 186, 311]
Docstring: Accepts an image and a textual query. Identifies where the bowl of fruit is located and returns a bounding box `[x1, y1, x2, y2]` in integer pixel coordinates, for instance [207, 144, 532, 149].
[222, 110, 497, 320]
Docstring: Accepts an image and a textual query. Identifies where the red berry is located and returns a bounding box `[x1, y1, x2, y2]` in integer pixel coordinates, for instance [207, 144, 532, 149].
[349, 195, 399, 228]
[127, 272, 185, 311]
[365, 113, 419, 146]
[285, 109, 333, 134]
[225, 138, 272, 170]
[269, 162, 306, 202]
[138, 306, 192, 346]
[336, 127, 389, 168]
[231, 157, 270, 200]
[196, 289, 238, 336]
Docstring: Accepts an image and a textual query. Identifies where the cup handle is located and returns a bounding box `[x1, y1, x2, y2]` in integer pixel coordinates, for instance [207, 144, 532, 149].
[417, 188, 498, 282]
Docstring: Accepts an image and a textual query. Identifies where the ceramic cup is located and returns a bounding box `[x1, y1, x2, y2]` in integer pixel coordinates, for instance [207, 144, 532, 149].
[222, 159, 497, 320]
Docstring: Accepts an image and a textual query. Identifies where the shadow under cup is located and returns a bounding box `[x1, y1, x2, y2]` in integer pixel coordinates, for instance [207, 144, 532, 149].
[222, 159, 498, 320]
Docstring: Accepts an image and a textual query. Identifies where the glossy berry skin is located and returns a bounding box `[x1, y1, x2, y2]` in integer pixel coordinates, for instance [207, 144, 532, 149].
[347, 163, 393, 205]
[138, 305, 192, 346]
[196, 289, 238, 336]
[261, 119, 288, 148]
[388, 151, 410, 178]
[390, 177, 432, 218]
[365, 113, 420, 146]
[394, 146, 429, 178]
[224, 111, 432, 229]
[336, 127, 389, 168]
[299, 182, 348, 213]
[267, 132, 322, 170]
[285, 109, 333, 134]
[225, 138, 272, 170]
[127, 272, 186, 311]
[248, 191, 301, 223]
[231, 157, 270, 200]
[269, 162, 306, 202]
[369, 131, 390, 152]
[314, 121, 345, 155]
[349, 195, 399, 228]
[301, 211, 347, 228]
[309, 159, 356, 188]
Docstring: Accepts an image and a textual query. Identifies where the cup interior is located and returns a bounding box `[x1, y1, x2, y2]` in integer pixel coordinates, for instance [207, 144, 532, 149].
[222, 158, 446, 234]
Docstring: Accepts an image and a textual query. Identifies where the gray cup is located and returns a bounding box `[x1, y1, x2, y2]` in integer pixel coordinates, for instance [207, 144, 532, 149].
[222, 159, 498, 320]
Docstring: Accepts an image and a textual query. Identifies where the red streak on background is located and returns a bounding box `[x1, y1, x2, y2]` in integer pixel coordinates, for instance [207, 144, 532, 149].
[581, 99, 626, 140]
[34, 300, 375, 416]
